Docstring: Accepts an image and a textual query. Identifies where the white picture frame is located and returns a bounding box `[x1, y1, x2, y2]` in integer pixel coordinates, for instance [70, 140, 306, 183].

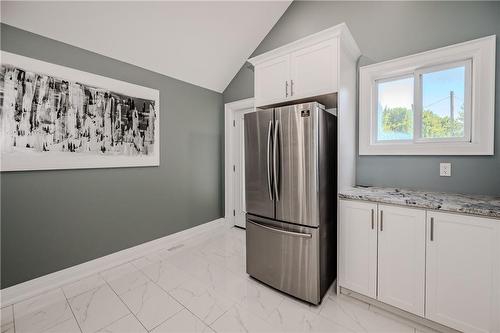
[0, 51, 160, 171]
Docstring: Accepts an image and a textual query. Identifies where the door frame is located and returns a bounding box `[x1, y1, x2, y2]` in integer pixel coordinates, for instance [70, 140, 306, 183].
[224, 97, 255, 227]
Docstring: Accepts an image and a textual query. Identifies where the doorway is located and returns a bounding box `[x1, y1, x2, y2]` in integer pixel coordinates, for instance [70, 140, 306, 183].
[224, 98, 254, 228]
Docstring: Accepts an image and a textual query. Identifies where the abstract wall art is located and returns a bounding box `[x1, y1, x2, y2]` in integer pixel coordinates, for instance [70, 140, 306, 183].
[0, 51, 160, 171]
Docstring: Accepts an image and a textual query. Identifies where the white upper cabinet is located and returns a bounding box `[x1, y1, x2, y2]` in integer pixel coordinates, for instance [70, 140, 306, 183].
[339, 200, 378, 298]
[254, 55, 290, 106]
[290, 39, 338, 100]
[426, 212, 500, 333]
[248, 23, 360, 108]
[377, 205, 426, 316]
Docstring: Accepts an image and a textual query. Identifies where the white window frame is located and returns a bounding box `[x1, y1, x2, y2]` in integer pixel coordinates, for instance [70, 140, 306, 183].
[359, 35, 496, 155]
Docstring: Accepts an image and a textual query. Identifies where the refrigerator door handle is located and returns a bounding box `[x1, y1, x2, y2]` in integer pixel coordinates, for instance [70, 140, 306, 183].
[247, 219, 312, 238]
[266, 120, 273, 201]
[273, 120, 280, 201]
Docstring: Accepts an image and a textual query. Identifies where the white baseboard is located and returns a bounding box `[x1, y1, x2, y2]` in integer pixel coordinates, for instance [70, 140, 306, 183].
[340, 287, 460, 333]
[1, 218, 226, 306]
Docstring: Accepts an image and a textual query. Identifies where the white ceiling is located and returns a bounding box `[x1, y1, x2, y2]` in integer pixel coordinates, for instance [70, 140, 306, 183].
[0, 1, 291, 92]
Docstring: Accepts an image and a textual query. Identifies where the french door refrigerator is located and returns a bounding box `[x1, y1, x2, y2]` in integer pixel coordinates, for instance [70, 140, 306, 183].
[244, 101, 337, 305]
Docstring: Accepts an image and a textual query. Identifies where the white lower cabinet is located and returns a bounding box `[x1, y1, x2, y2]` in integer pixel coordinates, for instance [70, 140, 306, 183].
[377, 205, 426, 316]
[339, 200, 377, 298]
[339, 200, 500, 333]
[425, 212, 500, 333]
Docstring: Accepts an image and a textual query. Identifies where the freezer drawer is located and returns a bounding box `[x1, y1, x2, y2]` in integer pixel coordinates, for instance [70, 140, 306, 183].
[246, 214, 320, 304]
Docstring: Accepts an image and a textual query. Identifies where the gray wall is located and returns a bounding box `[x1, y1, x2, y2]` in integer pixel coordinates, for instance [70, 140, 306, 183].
[224, 1, 500, 196]
[1, 24, 224, 288]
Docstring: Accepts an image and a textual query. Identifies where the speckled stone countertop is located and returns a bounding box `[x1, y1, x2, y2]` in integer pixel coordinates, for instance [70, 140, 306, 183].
[339, 186, 500, 219]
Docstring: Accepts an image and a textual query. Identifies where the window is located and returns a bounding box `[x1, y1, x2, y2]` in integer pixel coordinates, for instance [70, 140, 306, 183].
[359, 36, 495, 155]
[373, 60, 471, 144]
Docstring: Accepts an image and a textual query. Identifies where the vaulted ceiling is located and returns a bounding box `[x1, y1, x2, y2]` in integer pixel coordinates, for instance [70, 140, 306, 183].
[0, 1, 291, 92]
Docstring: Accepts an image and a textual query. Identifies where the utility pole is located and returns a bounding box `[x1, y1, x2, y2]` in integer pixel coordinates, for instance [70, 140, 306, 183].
[450, 90, 455, 121]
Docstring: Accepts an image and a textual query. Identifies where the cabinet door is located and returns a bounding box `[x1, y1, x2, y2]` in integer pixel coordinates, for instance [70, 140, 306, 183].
[377, 205, 425, 316]
[339, 200, 378, 298]
[254, 55, 290, 107]
[290, 39, 338, 100]
[426, 212, 500, 333]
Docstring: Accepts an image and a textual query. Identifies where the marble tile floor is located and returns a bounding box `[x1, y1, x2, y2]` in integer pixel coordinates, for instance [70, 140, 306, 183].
[1, 226, 438, 333]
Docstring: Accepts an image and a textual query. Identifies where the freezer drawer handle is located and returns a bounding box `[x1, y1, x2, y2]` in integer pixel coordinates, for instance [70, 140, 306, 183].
[247, 220, 312, 238]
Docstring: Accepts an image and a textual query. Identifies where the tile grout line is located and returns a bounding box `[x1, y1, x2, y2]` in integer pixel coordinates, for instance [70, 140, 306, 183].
[61, 276, 107, 306]
[178, 240, 270, 330]
[251, 296, 289, 331]
[140, 247, 230, 331]
[64, 284, 110, 333]
[158, 292, 210, 333]
[93, 311, 132, 333]
[105, 258, 201, 332]
[101, 253, 192, 332]
[190, 230, 283, 331]
[64, 294, 85, 333]
[102, 279, 150, 333]
[142, 284, 186, 333]
[7, 257, 148, 309]
[207, 308, 228, 332]
[146, 308, 184, 333]
[165, 286, 219, 331]
[140, 269, 196, 332]
[200, 269, 280, 329]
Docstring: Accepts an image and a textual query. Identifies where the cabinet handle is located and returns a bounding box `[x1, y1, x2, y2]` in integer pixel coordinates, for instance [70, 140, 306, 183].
[371, 209, 374, 229]
[430, 217, 434, 241]
[285, 81, 288, 97]
[380, 210, 383, 231]
[291, 80, 294, 96]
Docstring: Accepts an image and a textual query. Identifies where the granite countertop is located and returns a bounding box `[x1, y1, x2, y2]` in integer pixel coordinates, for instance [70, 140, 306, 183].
[339, 186, 500, 219]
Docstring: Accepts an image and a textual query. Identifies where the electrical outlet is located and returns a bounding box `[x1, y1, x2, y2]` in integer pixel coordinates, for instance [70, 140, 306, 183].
[440, 163, 452, 177]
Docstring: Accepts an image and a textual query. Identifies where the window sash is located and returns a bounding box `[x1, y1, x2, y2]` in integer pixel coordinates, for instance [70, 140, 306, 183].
[414, 59, 472, 143]
[372, 59, 472, 145]
[373, 74, 414, 144]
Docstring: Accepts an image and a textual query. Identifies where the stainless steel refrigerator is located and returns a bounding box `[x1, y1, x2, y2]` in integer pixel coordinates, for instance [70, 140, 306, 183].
[244, 101, 337, 305]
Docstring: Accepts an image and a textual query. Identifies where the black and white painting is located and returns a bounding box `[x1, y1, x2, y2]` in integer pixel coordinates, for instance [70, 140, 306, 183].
[0, 51, 160, 171]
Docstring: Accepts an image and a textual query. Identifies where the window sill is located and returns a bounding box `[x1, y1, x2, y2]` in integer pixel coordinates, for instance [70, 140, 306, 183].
[359, 141, 493, 156]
